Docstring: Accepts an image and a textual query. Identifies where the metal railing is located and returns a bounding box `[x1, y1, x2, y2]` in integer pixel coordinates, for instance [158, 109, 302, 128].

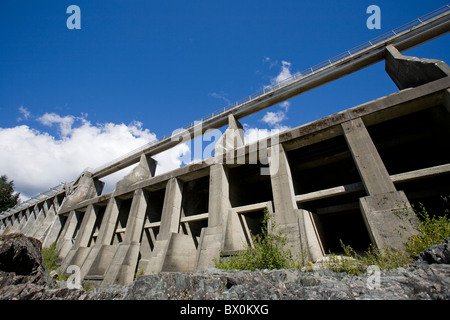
[0, 183, 66, 218]
[2, 4, 449, 217]
[91, 4, 450, 177]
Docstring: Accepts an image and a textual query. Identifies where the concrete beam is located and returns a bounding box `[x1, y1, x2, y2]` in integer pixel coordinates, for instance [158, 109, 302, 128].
[342, 117, 418, 251]
[342, 117, 396, 196]
[59, 171, 104, 214]
[385, 45, 450, 90]
[114, 154, 156, 194]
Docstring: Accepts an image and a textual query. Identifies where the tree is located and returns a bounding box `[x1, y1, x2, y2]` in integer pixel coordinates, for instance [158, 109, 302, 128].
[0, 175, 20, 212]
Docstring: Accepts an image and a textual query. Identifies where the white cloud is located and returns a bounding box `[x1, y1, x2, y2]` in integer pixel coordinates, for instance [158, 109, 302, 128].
[263, 56, 278, 70]
[37, 112, 76, 137]
[209, 92, 231, 105]
[17, 106, 31, 121]
[0, 114, 190, 199]
[244, 125, 290, 145]
[261, 111, 286, 126]
[259, 60, 295, 128]
[272, 61, 292, 84]
[279, 101, 290, 112]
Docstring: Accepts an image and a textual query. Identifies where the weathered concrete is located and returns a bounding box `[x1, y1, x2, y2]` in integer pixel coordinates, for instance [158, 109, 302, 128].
[1, 45, 449, 285]
[385, 45, 450, 90]
[146, 178, 183, 274]
[342, 117, 419, 251]
[102, 189, 149, 286]
[59, 172, 104, 214]
[115, 154, 156, 193]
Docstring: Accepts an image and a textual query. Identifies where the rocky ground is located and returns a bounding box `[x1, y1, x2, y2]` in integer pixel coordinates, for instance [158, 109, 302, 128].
[0, 233, 449, 300]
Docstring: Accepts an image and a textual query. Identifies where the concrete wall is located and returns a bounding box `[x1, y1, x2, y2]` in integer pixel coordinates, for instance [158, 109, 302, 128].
[1, 47, 450, 286]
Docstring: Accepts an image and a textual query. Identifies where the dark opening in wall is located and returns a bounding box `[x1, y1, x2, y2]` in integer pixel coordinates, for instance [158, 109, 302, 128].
[112, 197, 132, 244]
[88, 205, 107, 247]
[181, 176, 210, 245]
[71, 210, 84, 243]
[228, 164, 273, 208]
[55, 215, 68, 243]
[302, 191, 372, 254]
[239, 209, 265, 246]
[398, 174, 450, 220]
[287, 135, 361, 195]
[140, 188, 165, 254]
[368, 105, 450, 176]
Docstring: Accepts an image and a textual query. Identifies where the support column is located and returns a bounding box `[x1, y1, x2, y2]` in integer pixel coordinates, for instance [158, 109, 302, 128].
[342, 117, 418, 251]
[195, 115, 246, 271]
[56, 210, 81, 261]
[194, 164, 230, 270]
[147, 178, 189, 273]
[102, 188, 148, 286]
[43, 196, 65, 248]
[80, 197, 121, 281]
[269, 143, 323, 261]
[33, 199, 57, 242]
[60, 204, 97, 274]
[20, 204, 39, 236]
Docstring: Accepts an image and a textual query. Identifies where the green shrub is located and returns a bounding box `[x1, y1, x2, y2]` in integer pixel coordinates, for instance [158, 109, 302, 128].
[41, 242, 59, 273]
[325, 241, 412, 275]
[325, 196, 450, 274]
[404, 197, 450, 258]
[214, 208, 294, 270]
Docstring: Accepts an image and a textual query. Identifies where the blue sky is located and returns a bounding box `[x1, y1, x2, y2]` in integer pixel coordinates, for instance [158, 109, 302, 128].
[1, 0, 449, 199]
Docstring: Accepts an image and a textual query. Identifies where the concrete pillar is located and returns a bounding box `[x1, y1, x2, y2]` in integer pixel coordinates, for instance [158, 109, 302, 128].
[147, 178, 187, 274]
[214, 114, 245, 165]
[56, 210, 81, 261]
[20, 204, 39, 236]
[43, 196, 66, 248]
[33, 199, 58, 242]
[194, 164, 230, 270]
[80, 197, 121, 281]
[342, 117, 418, 251]
[159, 178, 183, 235]
[194, 115, 246, 270]
[269, 143, 323, 261]
[17, 208, 30, 233]
[102, 188, 149, 286]
[60, 204, 98, 274]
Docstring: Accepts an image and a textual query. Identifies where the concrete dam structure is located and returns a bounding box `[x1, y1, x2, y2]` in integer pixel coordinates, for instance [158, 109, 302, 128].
[1, 5, 450, 287]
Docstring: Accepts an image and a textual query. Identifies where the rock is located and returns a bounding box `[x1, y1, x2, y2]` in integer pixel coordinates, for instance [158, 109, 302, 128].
[0, 233, 85, 300]
[417, 237, 450, 264]
[0, 233, 50, 286]
[0, 234, 449, 300]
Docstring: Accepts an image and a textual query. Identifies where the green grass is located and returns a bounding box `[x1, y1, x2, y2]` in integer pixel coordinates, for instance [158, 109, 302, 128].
[324, 196, 450, 275]
[404, 197, 450, 258]
[214, 208, 295, 271]
[214, 196, 450, 275]
[41, 242, 59, 273]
